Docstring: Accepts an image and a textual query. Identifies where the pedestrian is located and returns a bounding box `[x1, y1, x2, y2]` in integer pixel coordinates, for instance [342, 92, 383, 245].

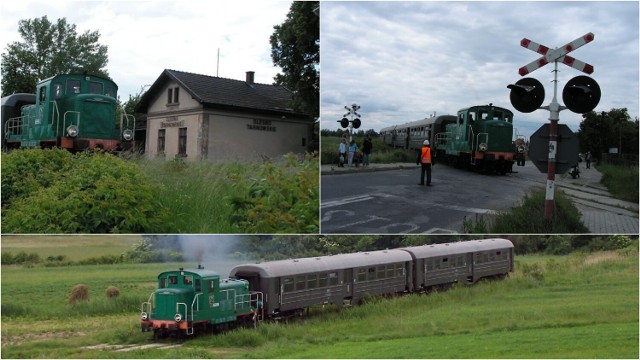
[338, 138, 347, 167]
[362, 136, 373, 166]
[416, 140, 433, 186]
[348, 140, 358, 167]
[586, 151, 592, 169]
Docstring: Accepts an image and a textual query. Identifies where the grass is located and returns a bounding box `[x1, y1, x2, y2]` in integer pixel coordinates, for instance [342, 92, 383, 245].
[135, 154, 319, 233]
[463, 187, 589, 233]
[0, 235, 141, 261]
[597, 163, 639, 203]
[321, 136, 416, 165]
[1, 247, 637, 358]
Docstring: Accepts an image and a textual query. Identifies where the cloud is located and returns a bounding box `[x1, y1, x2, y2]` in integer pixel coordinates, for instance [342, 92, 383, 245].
[320, 1, 639, 139]
[0, 0, 292, 99]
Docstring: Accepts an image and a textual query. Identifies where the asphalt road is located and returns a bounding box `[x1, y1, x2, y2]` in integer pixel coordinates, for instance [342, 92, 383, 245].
[321, 162, 545, 234]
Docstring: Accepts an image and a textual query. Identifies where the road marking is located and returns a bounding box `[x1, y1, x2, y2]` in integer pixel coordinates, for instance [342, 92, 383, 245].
[321, 195, 374, 208]
[321, 209, 354, 222]
[334, 215, 390, 229]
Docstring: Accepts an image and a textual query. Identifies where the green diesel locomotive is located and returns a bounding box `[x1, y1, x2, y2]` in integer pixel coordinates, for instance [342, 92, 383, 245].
[2, 73, 134, 151]
[140, 267, 263, 338]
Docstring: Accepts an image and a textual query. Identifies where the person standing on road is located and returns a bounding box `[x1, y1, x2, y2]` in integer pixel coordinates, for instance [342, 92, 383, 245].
[416, 140, 433, 186]
[348, 140, 358, 167]
[338, 138, 347, 167]
[362, 136, 373, 166]
[586, 151, 592, 169]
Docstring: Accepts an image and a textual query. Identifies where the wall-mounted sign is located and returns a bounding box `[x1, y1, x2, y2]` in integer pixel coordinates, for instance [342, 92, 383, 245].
[247, 119, 276, 132]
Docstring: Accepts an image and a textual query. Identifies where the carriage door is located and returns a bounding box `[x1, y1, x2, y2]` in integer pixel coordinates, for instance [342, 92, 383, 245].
[466, 253, 474, 284]
[343, 269, 353, 298]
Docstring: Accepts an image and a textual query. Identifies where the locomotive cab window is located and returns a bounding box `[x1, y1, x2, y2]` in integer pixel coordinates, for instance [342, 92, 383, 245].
[169, 275, 178, 285]
[53, 84, 62, 99]
[67, 79, 81, 94]
[105, 87, 115, 98]
[89, 81, 103, 94]
[195, 279, 201, 292]
[209, 280, 216, 291]
[160, 278, 166, 288]
[39, 87, 46, 102]
[184, 275, 193, 286]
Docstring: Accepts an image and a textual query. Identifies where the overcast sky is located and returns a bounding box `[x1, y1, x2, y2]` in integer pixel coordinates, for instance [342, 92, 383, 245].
[320, 1, 639, 139]
[0, 0, 292, 100]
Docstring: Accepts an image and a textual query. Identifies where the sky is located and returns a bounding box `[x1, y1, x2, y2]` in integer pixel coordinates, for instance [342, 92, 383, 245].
[0, 0, 293, 100]
[320, 1, 639, 139]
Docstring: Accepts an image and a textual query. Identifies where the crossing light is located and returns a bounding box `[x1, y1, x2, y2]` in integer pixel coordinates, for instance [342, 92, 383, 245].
[339, 117, 349, 128]
[352, 118, 361, 129]
[507, 77, 545, 113]
[562, 75, 601, 114]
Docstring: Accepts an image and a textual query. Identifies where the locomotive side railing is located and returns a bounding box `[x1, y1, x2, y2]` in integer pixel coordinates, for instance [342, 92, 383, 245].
[120, 108, 136, 140]
[4, 116, 28, 140]
[63, 111, 80, 136]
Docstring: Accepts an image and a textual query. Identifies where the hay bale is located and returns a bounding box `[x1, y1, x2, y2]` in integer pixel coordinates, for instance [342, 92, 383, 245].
[105, 286, 120, 299]
[68, 284, 89, 305]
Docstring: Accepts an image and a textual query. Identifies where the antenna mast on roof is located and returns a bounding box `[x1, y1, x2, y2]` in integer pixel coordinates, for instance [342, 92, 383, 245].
[217, 48, 220, 77]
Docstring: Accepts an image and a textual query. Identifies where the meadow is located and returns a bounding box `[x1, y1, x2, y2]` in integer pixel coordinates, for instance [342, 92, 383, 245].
[1, 239, 637, 358]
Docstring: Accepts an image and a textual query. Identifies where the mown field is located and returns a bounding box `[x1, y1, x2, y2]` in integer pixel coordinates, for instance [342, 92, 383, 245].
[1, 239, 638, 358]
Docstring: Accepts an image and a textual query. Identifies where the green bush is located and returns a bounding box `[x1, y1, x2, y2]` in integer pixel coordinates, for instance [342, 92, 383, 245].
[230, 153, 319, 233]
[1, 149, 170, 233]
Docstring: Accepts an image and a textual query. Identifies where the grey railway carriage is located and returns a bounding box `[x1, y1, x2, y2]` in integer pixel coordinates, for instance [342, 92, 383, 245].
[399, 238, 514, 291]
[229, 249, 413, 318]
[230, 239, 514, 320]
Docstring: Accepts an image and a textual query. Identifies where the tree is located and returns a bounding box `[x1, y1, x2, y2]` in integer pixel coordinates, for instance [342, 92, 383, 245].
[270, 1, 319, 119]
[576, 108, 639, 159]
[1, 16, 109, 96]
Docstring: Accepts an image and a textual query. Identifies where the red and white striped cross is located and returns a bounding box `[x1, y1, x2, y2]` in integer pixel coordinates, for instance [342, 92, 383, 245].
[518, 32, 595, 76]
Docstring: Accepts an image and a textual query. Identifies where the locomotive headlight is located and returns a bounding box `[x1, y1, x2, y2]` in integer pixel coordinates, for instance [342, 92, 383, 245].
[66, 125, 79, 138]
[140, 312, 148, 321]
[478, 143, 488, 152]
[174, 313, 182, 322]
[123, 129, 133, 141]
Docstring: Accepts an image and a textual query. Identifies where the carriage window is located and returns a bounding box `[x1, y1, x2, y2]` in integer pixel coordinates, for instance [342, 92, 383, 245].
[53, 84, 62, 99]
[283, 277, 294, 292]
[307, 274, 317, 289]
[357, 269, 367, 282]
[457, 256, 465, 267]
[377, 266, 386, 279]
[387, 265, 395, 278]
[89, 81, 103, 94]
[67, 79, 81, 94]
[329, 272, 338, 286]
[441, 258, 449, 269]
[195, 279, 201, 292]
[295, 276, 305, 291]
[319, 273, 328, 287]
[184, 275, 193, 286]
[396, 263, 404, 276]
[426, 260, 434, 271]
[367, 267, 377, 281]
[169, 275, 178, 285]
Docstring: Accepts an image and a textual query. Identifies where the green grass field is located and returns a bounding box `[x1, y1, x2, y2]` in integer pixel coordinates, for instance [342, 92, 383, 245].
[1, 240, 637, 358]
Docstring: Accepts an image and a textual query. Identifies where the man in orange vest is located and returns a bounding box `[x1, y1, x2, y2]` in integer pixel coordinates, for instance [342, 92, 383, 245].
[416, 140, 433, 186]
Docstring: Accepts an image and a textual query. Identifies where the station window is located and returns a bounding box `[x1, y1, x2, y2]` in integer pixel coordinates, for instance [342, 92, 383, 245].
[157, 129, 166, 153]
[168, 87, 180, 104]
[178, 127, 187, 156]
[169, 275, 178, 285]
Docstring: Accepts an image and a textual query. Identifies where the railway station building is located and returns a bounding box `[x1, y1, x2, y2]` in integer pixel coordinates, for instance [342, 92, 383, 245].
[135, 69, 314, 161]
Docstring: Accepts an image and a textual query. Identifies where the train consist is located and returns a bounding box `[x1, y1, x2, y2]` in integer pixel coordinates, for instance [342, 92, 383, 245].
[380, 104, 524, 174]
[1, 73, 135, 151]
[141, 239, 514, 337]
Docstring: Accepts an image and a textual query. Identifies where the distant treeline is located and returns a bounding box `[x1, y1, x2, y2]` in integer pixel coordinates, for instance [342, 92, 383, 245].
[2, 235, 636, 267]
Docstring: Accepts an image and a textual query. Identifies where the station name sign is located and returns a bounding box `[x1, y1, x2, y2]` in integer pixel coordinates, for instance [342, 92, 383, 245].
[247, 119, 276, 132]
[161, 117, 184, 128]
